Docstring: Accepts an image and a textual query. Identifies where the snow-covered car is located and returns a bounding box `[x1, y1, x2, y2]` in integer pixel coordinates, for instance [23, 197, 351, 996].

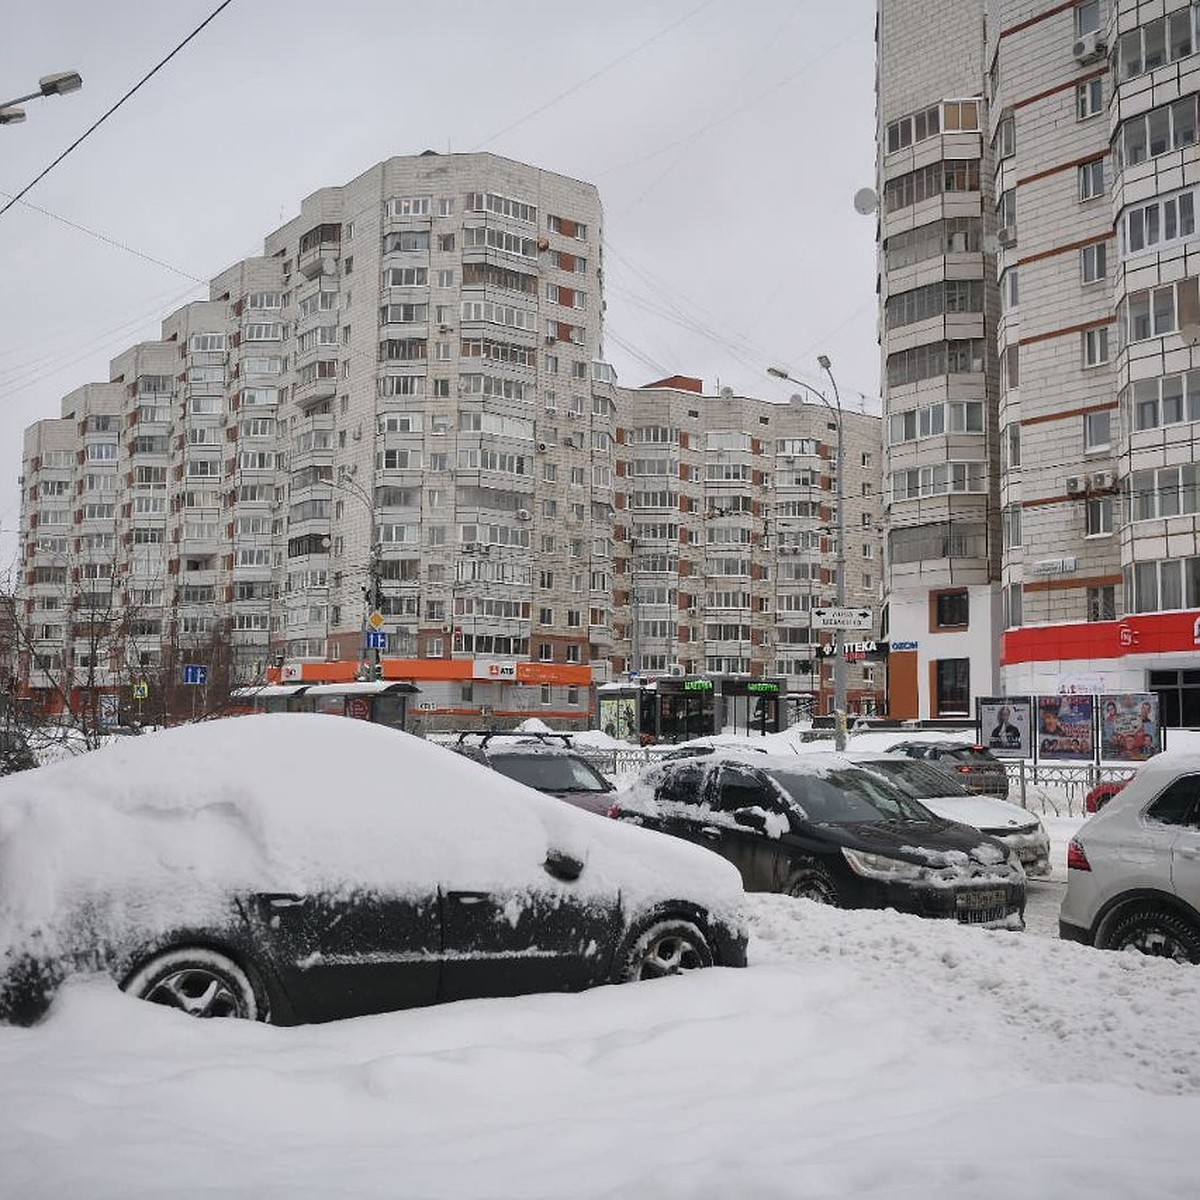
[0, 715, 747, 1025]
[656, 736, 770, 761]
[447, 730, 616, 815]
[849, 753, 1051, 876]
[1060, 750, 1200, 962]
[611, 750, 1026, 929]
[884, 741, 1011, 799]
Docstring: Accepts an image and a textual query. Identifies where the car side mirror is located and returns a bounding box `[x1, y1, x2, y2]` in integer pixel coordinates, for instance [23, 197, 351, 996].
[543, 848, 584, 882]
[732, 806, 768, 833]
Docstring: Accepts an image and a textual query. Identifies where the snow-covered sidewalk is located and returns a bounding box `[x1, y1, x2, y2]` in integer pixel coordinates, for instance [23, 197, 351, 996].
[1, 894, 1196, 1199]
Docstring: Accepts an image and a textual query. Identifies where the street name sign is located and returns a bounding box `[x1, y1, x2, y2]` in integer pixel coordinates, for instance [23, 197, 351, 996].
[812, 607, 873, 631]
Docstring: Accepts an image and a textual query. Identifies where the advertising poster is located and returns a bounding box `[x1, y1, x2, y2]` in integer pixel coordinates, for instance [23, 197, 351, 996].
[979, 697, 1032, 759]
[1099, 693, 1160, 762]
[1037, 694, 1095, 761]
[599, 696, 638, 743]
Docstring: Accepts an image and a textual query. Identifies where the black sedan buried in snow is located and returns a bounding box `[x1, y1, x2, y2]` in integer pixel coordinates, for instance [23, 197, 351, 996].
[0, 715, 747, 1026]
[612, 751, 1026, 928]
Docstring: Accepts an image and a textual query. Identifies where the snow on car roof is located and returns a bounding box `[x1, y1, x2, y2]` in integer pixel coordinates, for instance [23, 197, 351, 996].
[0, 715, 743, 956]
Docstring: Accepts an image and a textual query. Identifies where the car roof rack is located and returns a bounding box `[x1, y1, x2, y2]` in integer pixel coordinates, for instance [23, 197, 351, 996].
[453, 730, 575, 750]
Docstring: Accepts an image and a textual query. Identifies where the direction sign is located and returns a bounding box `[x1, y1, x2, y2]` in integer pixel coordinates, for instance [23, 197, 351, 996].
[366, 630, 389, 650]
[183, 664, 208, 686]
[812, 607, 873, 631]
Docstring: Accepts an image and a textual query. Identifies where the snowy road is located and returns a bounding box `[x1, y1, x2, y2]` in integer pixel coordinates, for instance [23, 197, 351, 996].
[1, 890, 1197, 1200]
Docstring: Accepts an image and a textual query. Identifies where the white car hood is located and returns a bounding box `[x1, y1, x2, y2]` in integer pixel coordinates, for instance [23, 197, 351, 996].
[918, 793, 1038, 832]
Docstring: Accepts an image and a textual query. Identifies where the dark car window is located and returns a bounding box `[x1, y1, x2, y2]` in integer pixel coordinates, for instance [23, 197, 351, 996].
[768, 766, 932, 823]
[941, 746, 997, 764]
[490, 752, 611, 793]
[861, 758, 968, 798]
[654, 762, 708, 807]
[712, 765, 777, 814]
[1146, 776, 1200, 827]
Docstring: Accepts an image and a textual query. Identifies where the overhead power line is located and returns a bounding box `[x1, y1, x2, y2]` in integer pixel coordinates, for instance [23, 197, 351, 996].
[0, 0, 237, 221]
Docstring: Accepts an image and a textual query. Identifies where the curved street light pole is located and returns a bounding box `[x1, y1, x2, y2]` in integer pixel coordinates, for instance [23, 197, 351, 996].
[767, 360, 848, 750]
[0, 71, 83, 126]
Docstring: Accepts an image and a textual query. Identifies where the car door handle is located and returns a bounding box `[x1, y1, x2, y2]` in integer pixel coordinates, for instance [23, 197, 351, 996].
[699, 826, 723, 841]
[447, 891, 491, 904]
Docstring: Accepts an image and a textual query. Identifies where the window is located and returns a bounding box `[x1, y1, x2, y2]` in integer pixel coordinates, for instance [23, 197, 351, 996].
[1122, 189, 1196, 256]
[996, 113, 1016, 159]
[1127, 369, 1200, 430]
[934, 659, 971, 717]
[1081, 242, 1107, 283]
[1001, 269, 1019, 312]
[1076, 0, 1101, 36]
[1084, 409, 1112, 452]
[885, 279, 985, 329]
[1086, 496, 1114, 536]
[1123, 278, 1199, 344]
[1003, 503, 1022, 549]
[996, 187, 1017, 230]
[1128, 464, 1200, 521]
[883, 159, 980, 215]
[1078, 159, 1105, 201]
[1087, 585, 1116, 622]
[1082, 326, 1109, 366]
[1005, 582, 1024, 629]
[1117, 8, 1197, 81]
[884, 217, 981, 270]
[1076, 77, 1103, 121]
[1126, 556, 1200, 612]
[886, 339, 985, 387]
[1116, 96, 1198, 167]
[932, 590, 969, 629]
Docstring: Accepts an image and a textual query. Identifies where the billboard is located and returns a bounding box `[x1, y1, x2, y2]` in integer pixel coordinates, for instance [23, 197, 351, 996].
[598, 695, 638, 743]
[1036, 694, 1095, 761]
[978, 697, 1032, 759]
[1099, 693, 1160, 762]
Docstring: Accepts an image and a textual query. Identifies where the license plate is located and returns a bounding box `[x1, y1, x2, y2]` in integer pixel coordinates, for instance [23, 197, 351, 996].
[956, 888, 1006, 911]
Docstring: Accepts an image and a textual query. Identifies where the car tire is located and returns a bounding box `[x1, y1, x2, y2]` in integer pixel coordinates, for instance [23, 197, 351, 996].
[122, 947, 269, 1020]
[1102, 905, 1200, 964]
[785, 865, 841, 906]
[616, 918, 714, 983]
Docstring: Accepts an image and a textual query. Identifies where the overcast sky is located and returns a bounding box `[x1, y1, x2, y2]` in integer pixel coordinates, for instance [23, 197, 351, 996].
[0, 0, 878, 561]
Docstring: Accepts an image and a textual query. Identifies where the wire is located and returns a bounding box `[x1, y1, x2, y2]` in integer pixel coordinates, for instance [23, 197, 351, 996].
[471, 0, 719, 150]
[0, 0, 237, 221]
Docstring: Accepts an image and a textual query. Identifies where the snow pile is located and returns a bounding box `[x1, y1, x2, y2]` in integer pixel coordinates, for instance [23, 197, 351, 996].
[0, 715, 743, 958]
[0, 893, 1197, 1198]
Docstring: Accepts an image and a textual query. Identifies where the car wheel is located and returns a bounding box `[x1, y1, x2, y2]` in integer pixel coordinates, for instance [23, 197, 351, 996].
[617, 918, 714, 982]
[1103, 906, 1200, 964]
[785, 865, 841, 906]
[122, 948, 268, 1020]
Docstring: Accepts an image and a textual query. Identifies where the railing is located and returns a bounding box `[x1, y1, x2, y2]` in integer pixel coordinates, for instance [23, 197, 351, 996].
[1004, 761, 1138, 817]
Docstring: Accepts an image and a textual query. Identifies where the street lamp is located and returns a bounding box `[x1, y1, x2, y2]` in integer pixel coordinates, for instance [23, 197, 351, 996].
[334, 467, 383, 680]
[767, 359, 848, 750]
[0, 71, 83, 126]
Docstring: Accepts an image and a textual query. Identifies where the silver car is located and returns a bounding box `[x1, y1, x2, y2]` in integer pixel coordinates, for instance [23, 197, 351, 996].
[1060, 752, 1200, 962]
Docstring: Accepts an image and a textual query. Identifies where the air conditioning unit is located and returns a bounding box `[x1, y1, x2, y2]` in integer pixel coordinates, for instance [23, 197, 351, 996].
[516, 507, 532, 521]
[686, 606, 697, 615]
[1072, 30, 1107, 63]
[441, 622, 453, 634]
[1091, 470, 1114, 491]
[1066, 476, 1084, 494]
[567, 410, 580, 420]
[536, 440, 549, 452]
[438, 324, 452, 334]
[996, 226, 1017, 248]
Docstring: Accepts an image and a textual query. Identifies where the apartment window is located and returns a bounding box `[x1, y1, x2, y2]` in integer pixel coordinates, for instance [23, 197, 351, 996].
[538, 643, 554, 663]
[1128, 464, 1200, 521]
[934, 659, 971, 717]
[1122, 188, 1196, 256]
[1124, 278, 1199, 343]
[438, 198, 455, 217]
[1084, 409, 1112, 452]
[1081, 242, 1107, 283]
[884, 217, 981, 270]
[1002, 503, 1022, 549]
[996, 113, 1016, 159]
[1076, 0, 1102, 35]
[436, 269, 454, 287]
[1077, 77, 1103, 120]
[883, 159, 980, 214]
[996, 187, 1017, 230]
[1086, 496, 1114, 536]
[437, 233, 455, 252]
[1087, 585, 1116, 622]
[1003, 344, 1020, 390]
[1117, 8, 1197, 81]
[1001, 269, 1018, 312]
[1082, 326, 1109, 367]
[932, 590, 969, 629]
[1117, 96, 1198, 167]
[1078, 159, 1105, 201]
[1127, 557, 1200, 612]
[1006, 583, 1024, 629]
[1128, 369, 1200, 430]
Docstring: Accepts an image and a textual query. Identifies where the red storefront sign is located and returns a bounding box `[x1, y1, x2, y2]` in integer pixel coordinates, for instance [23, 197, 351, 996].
[1002, 610, 1200, 665]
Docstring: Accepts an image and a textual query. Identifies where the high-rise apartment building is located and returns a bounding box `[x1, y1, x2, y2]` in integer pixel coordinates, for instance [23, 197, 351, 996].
[878, 0, 1200, 727]
[17, 150, 884, 726]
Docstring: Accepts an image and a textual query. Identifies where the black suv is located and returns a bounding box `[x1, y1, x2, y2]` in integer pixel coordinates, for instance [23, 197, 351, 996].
[449, 731, 616, 814]
[885, 741, 1010, 798]
[612, 750, 1025, 928]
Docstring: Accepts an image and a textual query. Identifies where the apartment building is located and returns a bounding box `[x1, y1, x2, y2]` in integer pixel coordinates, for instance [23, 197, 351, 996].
[878, 0, 1200, 727]
[17, 149, 885, 723]
[876, 0, 1002, 720]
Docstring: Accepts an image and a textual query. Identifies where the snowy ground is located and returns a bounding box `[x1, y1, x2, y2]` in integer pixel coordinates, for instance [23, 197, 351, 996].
[2, 890, 1197, 1200]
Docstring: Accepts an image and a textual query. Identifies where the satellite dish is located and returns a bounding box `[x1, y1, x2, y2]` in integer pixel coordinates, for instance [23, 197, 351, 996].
[1181, 322, 1200, 346]
[853, 187, 879, 216]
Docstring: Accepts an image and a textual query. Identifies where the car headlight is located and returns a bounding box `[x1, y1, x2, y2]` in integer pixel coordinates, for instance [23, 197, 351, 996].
[1006, 851, 1026, 875]
[841, 846, 926, 881]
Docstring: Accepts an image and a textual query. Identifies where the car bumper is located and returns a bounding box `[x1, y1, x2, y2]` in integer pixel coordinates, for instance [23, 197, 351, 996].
[1058, 918, 1092, 946]
[851, 877, 1026, 930]
[987, 828, 1052, 877]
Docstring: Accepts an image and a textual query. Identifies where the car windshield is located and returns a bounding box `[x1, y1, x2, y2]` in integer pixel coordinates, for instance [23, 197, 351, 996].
[490, 752, 611, 793]
[766, 766, 935, 823]
[859, 758, 969, 798]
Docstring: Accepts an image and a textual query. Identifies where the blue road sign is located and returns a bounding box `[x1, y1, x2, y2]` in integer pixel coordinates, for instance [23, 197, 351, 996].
[183, 664, 208, 686]
[366, 631, 389, 650]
